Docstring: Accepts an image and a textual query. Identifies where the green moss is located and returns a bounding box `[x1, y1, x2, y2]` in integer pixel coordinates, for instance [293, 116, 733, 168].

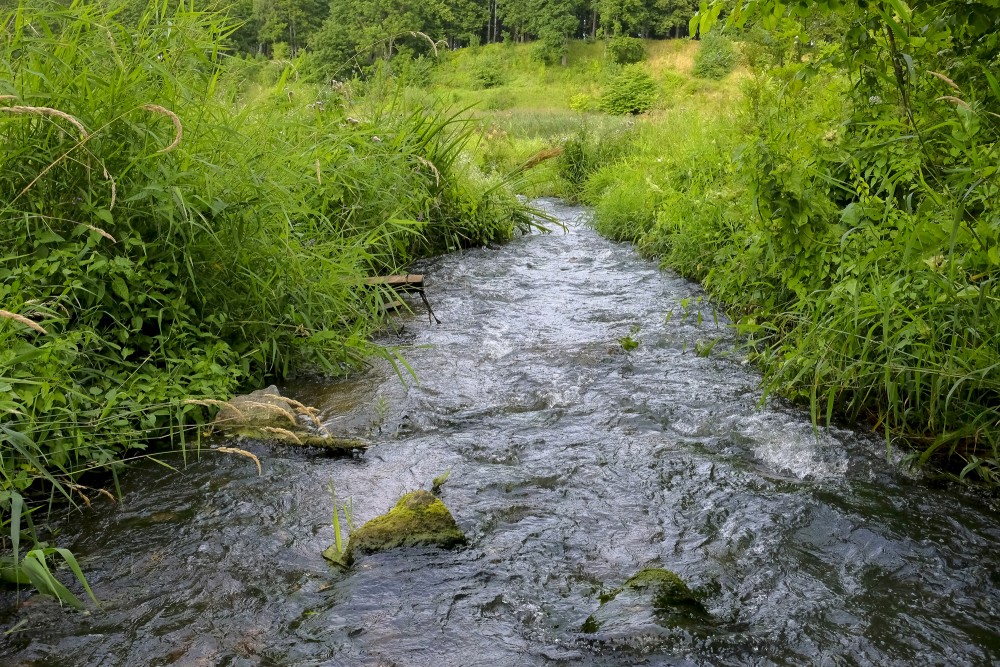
[345, 490, 466, 558]
[321, 545, 352, 569]
[623, 568, 703, 612]
[581, 568, 706, 633]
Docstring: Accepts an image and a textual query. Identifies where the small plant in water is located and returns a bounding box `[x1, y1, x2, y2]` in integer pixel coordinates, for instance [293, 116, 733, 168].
[695, 339, 719, 357]
[431, 469, 451, 495]
[327, 482, 354, 563]
[0, 493, 98, 610]
[618, 324, 641, 352]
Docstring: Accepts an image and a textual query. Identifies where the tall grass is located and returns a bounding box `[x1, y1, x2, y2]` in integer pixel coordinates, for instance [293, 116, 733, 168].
[570, 62, 1000, 485]
[0, 0, 539, 591]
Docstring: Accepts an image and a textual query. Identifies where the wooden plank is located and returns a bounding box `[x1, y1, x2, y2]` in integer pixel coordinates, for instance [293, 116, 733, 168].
[363, 274, 424, 290]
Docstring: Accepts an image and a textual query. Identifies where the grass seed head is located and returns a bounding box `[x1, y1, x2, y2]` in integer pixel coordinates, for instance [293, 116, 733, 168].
[0, 309, 48, 335]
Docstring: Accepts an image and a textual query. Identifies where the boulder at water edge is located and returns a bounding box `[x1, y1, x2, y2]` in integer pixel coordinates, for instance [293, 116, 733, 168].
[324, 490, 466, 566]
[581, 568, 708, 634]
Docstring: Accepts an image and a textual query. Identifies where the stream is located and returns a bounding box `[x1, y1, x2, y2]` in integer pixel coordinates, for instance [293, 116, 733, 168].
[2, 199, 999, 666]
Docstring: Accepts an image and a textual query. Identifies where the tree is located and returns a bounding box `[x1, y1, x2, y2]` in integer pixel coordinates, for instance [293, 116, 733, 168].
[253, 0, 327, 55]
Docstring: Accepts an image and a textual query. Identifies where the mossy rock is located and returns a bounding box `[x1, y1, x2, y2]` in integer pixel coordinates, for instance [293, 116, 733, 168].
[231, 427, 367, 450]
[345, 490, 466, 560]
[582, 568, 708, 634]
[321, 544, 351, 569]
[212, 385, 368, 450]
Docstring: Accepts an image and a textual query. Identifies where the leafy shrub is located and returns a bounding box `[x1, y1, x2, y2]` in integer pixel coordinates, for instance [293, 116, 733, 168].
[569, 92, 598, 112]
[532, 31, 567, 65]
[472, 55, 506, 88]
[606, 36, 646, 66]
[692, 33, 737, 79]
[590, 169, 659, 243]
[396, 53, 435, 88]
[599, 65, 658, 115]
[558, 124, 635, 198]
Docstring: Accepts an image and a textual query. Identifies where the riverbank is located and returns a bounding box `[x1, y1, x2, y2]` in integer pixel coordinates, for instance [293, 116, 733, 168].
[450, 35, 1000, 487]
[0, 1, 540, 581]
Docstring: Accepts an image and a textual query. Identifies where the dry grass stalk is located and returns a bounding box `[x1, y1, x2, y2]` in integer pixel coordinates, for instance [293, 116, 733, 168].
[102, 164, 117, 210]
[416, 156, 441, 186]
[84, 224, 116, 243]
[187, 398, 247, 423]
[258, 427, 302, 444]
[298, 407, 327, 431]
[0, 95, 17, 102]
[217, 446, 263, 476]
[0, 309, 48, 335]
[183, 398, 231, 408]
[0, 105, 89, 139]
[521, 146, 565, 170]
[409, 31, 442, 57]
[928, 71, 961, 92]
[141, 104, 183, 153]
[268, 396, 325, 428]
[937, 95, 971, 110]
[240, 401, 298, 425]
[66, 483, 92, 508]
[97, 488, 116, 502]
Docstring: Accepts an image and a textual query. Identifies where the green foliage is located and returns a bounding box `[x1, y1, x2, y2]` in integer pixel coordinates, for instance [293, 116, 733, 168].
[472, 54, 507, 88]
[0, 0, 539, 537]
[606, 36, 646, 65]
[578, 0, 1000, 484]
[691, 33, 736, 80]
[599, 64, 659, 114]
[569, 92, 599, 112]
[0, 492, 97, 609]
[557, 122, 635, 197]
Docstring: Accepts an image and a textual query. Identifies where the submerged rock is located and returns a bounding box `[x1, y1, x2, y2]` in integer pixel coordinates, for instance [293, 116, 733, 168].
[581, 568, 708, 634]
[210, 385, 367, 450]
[324, 490, 466, 566]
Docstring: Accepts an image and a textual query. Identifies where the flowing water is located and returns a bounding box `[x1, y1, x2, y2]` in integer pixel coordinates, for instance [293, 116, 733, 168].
[3, 200, 999, 666]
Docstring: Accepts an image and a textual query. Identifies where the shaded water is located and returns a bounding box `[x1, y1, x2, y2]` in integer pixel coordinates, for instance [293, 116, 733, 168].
[3, 200, 999, 666]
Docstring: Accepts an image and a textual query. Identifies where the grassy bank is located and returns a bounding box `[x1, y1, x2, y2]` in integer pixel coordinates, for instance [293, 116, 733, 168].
[0, 0, 540, 591]
[416, 32, 1000, 485]
[507, 38, 1000, 485]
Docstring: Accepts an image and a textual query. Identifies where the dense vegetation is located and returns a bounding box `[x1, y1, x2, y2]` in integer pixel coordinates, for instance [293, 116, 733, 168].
[4, 0, 1000, 611]
[0, 0, 540, 599]
[556, 3, 1000, 484]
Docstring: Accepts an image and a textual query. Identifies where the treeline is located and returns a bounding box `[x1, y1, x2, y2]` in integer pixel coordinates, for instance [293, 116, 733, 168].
[221, 0, 702, 65]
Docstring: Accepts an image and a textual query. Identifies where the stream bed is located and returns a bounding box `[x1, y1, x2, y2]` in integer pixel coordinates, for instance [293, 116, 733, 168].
[2, 199, 999, 666]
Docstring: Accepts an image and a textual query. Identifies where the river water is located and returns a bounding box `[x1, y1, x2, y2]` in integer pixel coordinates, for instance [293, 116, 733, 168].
[2, 199, 999, 666]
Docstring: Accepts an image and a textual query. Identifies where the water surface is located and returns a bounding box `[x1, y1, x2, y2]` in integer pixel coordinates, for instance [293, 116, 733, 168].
[2, 200, 998, 666]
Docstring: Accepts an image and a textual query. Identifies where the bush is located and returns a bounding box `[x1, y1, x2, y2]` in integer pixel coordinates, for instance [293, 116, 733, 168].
[599, 65, 658, 115]
[606, 37, 646, 66]
[472, 54, 506, 89]
[395, 53, 434, 87]
[532, 31, 566, 65]
[569, 92, 598, 112]
[692, 33, 737, 79]
[484, 90, 516, 110]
